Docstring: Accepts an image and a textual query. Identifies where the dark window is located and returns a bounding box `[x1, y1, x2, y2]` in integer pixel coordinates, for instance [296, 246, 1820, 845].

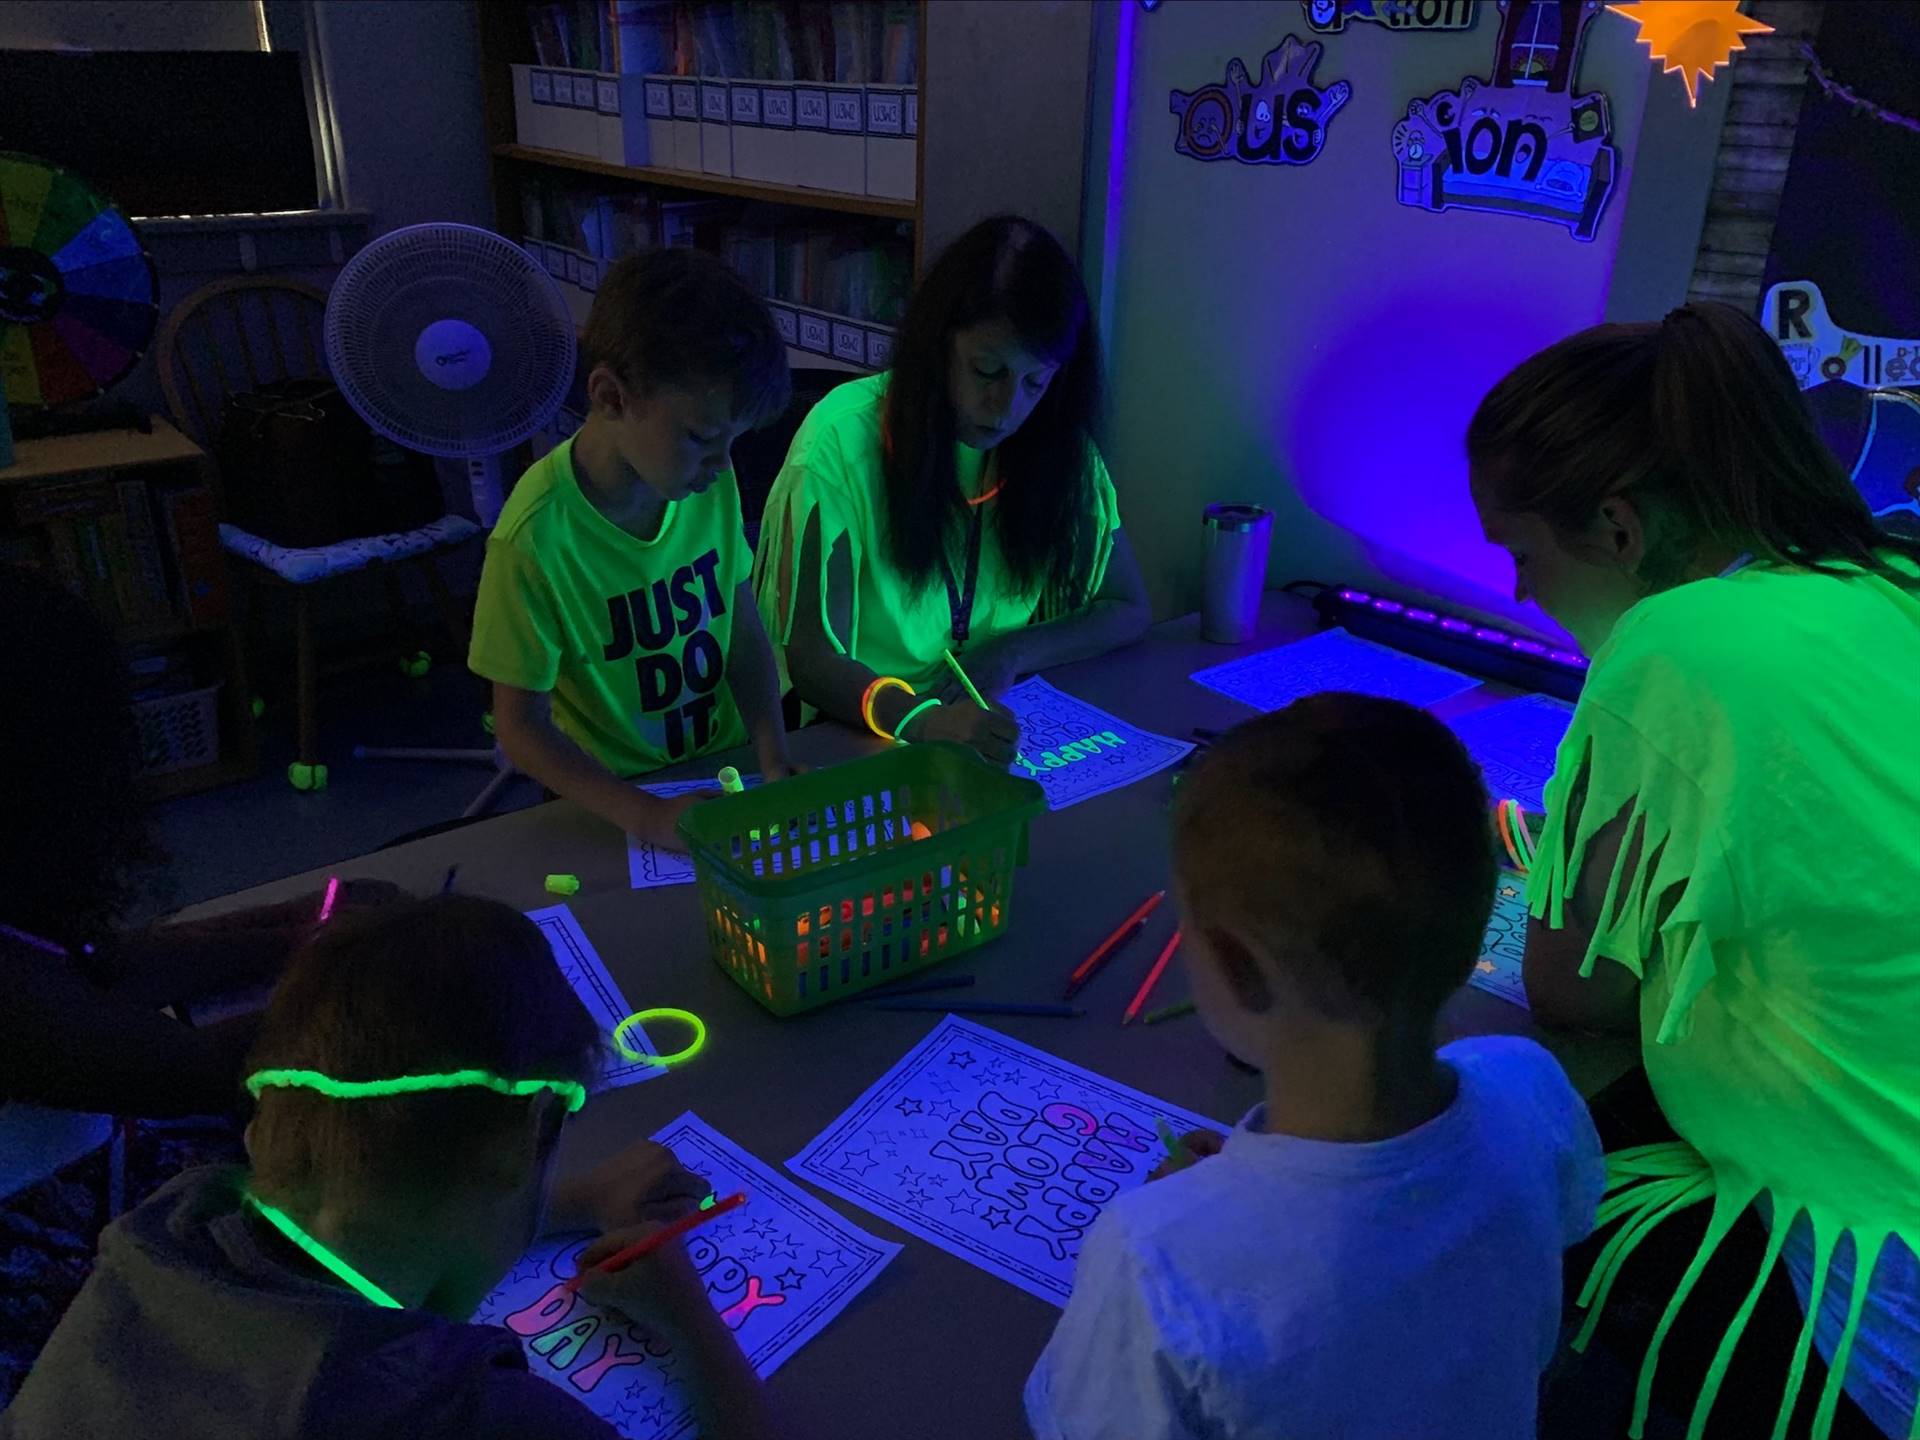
[0, 50, 318, 216]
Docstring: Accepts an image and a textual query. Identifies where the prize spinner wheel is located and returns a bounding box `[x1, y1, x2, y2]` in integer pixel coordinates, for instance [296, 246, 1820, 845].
[0, 152, 159, 459]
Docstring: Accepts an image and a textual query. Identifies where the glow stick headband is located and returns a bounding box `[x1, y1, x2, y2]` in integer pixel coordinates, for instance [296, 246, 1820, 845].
[246, 1068, 588, 1114]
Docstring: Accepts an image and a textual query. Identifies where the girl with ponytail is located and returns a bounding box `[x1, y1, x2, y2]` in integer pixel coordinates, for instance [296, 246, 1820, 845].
[1468, 303, 1920, 1439]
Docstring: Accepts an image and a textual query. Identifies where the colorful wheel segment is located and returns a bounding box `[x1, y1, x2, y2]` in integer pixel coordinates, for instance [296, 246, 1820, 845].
[0, 152, 158, 409]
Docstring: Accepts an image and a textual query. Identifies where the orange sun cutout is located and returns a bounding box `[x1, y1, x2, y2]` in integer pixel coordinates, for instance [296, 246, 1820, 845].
[1606, 1, 1773, 106]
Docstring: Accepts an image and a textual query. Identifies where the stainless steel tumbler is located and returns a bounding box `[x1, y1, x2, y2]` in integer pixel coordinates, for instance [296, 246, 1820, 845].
[1200, 503, 1273, 644]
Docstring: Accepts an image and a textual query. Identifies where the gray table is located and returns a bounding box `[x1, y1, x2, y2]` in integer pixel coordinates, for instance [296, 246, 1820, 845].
[182, 593, 1634, 1439]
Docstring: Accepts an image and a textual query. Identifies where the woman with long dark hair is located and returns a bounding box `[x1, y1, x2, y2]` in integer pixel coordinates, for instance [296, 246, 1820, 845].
[754, 216, 1150, 758]
[1467, 303, 1920, 1439]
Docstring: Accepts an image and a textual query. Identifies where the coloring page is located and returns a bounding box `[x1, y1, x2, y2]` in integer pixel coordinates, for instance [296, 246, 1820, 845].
[527, 903, 662, 1088]
[1001, 677, 1193, 810]
[474, 1113, 899, 1440]
[790, 1016, 1227, 1305]
[627, 776, 759, 889]
[1468, 871, 1529, 1009]
[1191, 627, 1479, 713]
[1450, 694, 1575, 813]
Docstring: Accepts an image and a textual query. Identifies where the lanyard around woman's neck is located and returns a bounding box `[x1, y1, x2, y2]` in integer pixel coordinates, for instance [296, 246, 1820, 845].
[940, 506, 986, 652]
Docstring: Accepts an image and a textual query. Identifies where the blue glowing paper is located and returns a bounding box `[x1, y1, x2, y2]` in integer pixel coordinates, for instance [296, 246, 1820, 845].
[1190, 627, 1479, 713]
[475, 1112, 899, 1440]
[1449, 694, 1575, 812]
[626, 775, 760, 889]
[1002, 677, 1193, 810]
[1468, 871, 1529, 1010]
[526, 903, 663, 1089]
[788, 1016, 1229, 1305]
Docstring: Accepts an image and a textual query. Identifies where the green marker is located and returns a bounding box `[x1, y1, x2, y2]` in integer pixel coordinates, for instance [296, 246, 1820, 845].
[1143, 999, 1197, 1026]
[718, 766, 744, 794]
[944, 648, 1034, 770]
[1155, 1116, 1193, 1171]
[941, 648, 989, 710]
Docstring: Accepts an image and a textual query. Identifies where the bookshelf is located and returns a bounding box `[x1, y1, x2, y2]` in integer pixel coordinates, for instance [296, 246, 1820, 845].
[474, 1, 1095, 369]
[495, 142, 916, 220]
[0, 418, 258, 800]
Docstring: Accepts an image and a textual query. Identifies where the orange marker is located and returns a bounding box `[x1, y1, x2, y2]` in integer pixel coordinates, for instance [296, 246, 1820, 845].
[1122, 928, 1182, 1026]
[1064, 890, 1165, 999]
[562, 1192, 747, 1294]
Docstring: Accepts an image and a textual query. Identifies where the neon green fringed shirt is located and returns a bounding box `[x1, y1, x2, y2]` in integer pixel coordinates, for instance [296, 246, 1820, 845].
[1529, 555, 1920, 1440]
[752, 373, 1122, 698]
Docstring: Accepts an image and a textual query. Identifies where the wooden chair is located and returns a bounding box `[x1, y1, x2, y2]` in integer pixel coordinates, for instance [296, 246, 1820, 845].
[155, 276, 480, 791]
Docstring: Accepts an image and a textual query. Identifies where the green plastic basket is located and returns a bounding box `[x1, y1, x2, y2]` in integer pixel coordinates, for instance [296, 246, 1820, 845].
[677, 742, 1046, 1016]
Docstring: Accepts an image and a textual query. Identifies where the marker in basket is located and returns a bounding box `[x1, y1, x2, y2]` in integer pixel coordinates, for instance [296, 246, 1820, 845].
[562, 1191, 748, 1295]
[1121, 928, 1182, 1026]
[718, 766, 745, 795]
[871, 1000, 1082, 1018]
[1063, 890, 1165, 1000]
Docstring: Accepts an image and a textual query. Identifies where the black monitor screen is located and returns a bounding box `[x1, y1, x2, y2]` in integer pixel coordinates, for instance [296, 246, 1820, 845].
[0, 50, 317, 217]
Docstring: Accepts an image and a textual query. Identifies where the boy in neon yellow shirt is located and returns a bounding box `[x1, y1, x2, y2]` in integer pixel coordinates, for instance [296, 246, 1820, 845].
[471, 250, 795, 851]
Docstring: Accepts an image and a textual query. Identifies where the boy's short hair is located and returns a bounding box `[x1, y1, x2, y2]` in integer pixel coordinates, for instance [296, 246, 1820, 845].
[246, 897, 602, 1203]
[584, 247, 791, 428]
[1172, 694, 1496, 1025]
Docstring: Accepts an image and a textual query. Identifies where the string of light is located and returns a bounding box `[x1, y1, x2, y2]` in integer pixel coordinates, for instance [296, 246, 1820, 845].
[1801, 43, 1920, 137]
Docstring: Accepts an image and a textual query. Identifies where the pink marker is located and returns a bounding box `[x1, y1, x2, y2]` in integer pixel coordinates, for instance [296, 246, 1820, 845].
[317, 875, 341, 924]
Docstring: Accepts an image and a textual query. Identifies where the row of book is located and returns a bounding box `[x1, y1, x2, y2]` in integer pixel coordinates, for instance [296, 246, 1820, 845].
[517, 175, 909, 330]
[718, 222, 909, 328]
[532, 0, 917, 85]
[0, 477, 232, 633]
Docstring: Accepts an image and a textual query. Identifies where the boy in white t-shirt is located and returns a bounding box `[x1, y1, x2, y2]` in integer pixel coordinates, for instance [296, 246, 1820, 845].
[1025, 694, 1604, 1440]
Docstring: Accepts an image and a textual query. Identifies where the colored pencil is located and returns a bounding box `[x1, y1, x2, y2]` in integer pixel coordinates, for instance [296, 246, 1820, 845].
[1142, 999, 1196, 1025]
[440, 864, 460, 895]
[862, 974, 977, 1000]
[563, 1191, 747, 1293]
[941, 648, 989, 709]
[1122, 928, 1183, 1026]
[944, 648, 1036, 772]
[317, 875, 340, 923]
[1063, 890, 1166, 999]
[871, 1000, 1082, 1017]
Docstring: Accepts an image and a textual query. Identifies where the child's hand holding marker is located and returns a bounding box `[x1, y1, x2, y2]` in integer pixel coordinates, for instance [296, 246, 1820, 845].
[547, 1138, 711, 1234]
[1148, 1120, 1225, 1182]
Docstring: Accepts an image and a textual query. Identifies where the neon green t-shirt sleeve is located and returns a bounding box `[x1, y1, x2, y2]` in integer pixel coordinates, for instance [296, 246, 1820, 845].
[1528, 697, 1742, 1044]
[468, 534, 565, 693]
[1035, 444, 1123, 623]
[753, 412, 864, 656]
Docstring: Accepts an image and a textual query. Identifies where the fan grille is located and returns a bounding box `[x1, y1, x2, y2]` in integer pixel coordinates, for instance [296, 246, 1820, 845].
[324, 223, 575, 458]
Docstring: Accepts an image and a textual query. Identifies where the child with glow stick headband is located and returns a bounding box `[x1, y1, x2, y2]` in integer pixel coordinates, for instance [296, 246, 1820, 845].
[7, 898, 779, 1440]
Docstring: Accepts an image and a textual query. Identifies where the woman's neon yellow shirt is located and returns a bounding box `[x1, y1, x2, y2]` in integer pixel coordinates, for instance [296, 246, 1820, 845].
[753, 373, 1122, 696]
[1529, 555, 1920, 1439]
